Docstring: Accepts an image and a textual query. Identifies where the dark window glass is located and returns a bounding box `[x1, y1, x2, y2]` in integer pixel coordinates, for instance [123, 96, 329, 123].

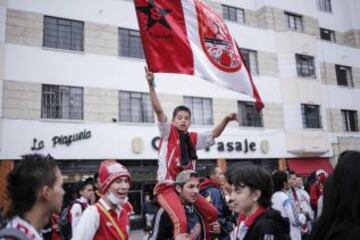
[335, 65, 353, 87]
[118, 28, 145, 59]
[41, 85, 83, 120]
[320, 28, 336, 42]
[296, 54, 316, 78]
[222, 5, 245, 24]
[184, 96, 213, 125]
[43, 16, 84, 51]
[240, 48, 259, 75]
[318, 0, 332, 12]
[301, 104, 322, 128]
[119, 91, 153, 123]
[285, 12, 303, 32]
[341, 110, 359, 132]
[238, 101, 263, 127]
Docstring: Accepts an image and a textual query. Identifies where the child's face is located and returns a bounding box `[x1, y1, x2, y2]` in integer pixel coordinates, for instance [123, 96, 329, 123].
[172, 110, 191, 131]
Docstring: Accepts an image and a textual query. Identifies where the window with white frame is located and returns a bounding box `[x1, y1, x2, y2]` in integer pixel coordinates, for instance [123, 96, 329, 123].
[320, 28, 336, 42]
[43, 16, 84, 51]
[240, 48, 259, 75]
[335, 65, 353, 87]
[318, 0, 332, 12]
[285, 12, 303, 32]
[341, 110, 359, 132]
[184, 96, 213, 125]
[119, 91, 153, 123]
[301, 104, 322, 129]
[118, 28, 145, 59]
[222, 5, 245, 24]
[238, 101, 263, 127]
[296, 54, 316, 78]
[41, 84, 83, 120]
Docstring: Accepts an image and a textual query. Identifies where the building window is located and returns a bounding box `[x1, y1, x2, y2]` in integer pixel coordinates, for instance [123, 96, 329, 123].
[318, 0, 332, 12]
[296, 54, 316, 78]
[285, 12, 303, 32]
[341, 110, 359, 132]
[184, 96, 213, 125]
[320, 28, 336, 42]
[238, 101, 263, 127]
[335, 65, 353, 87]
[43, 16, 84, 51]
[119, 91, 154, 123]
[240, 48, 259, 75]
[118, 28, 144, 59]
[301, 104, 322, 129]
[222, 5, 245, 24]
[41, 85, 83, 120]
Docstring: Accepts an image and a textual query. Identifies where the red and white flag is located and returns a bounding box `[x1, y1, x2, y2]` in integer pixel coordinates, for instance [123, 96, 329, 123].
[134, 0, 264, 110]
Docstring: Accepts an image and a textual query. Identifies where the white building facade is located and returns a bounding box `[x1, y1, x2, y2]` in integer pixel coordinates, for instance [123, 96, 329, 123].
[0, 0, 359, 219]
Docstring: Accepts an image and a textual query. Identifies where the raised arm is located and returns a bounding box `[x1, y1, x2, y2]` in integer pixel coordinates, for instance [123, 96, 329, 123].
[211, 113, 237, 138]
[145, 66, 167, 123]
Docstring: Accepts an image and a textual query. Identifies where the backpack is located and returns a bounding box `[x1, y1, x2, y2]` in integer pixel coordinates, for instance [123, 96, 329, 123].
[0, 227, 29, 240]
[58, 201, 87, 240]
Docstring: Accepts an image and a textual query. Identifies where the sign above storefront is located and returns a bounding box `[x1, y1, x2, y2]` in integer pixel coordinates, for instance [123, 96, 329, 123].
[151, 136, 259, 154]
[31, 129, 92, 151]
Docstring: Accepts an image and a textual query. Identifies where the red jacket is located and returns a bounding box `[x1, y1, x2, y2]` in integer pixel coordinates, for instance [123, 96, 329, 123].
[155, 123, 199, 194]
[93, 201, 133, 240]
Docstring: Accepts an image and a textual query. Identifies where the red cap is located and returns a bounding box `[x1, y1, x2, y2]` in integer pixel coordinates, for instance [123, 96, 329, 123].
[98, 160, 131, 193]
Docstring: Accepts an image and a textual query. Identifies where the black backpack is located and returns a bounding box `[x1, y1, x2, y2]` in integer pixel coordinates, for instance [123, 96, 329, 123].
[58, 201, 86, 240]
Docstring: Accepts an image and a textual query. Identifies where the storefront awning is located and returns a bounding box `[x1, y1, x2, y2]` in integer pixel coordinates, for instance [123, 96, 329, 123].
[287, 158, 333, 176]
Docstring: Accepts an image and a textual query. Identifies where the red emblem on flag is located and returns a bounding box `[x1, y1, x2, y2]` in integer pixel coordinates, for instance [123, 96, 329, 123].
[195, 0, 241, 72]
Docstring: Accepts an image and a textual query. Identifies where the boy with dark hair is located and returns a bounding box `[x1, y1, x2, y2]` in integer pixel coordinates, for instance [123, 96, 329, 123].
[146, 68, 237, 239]
[229, 165, 290, 240]
[200, 166, 235, 240]
[68, 179, 94, 237]
[6, 154, 64, 240]
[151, 170, 219, 240]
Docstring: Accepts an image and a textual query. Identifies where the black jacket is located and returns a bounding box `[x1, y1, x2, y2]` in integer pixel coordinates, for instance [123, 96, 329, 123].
[310, 221, 360, 240]
[151, 205, 206, 240]
[242, 208, 290, 240]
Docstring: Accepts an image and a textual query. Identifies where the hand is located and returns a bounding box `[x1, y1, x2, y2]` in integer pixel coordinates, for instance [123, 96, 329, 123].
[209, 221, 221, 234]
[145, 66, 155, 86]
[225, 113, 238, 122]
[175, 233, 190, 240]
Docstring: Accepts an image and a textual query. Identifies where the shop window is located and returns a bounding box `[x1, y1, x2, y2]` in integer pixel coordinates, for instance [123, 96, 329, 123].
[184, 96, 213, 125]
[41, 84, 83, 120]
[119, 91, 154, 123]
[43, 16, 84, 51]
[118, 28, 145, 59]
[341, 110, 359, 132]
[238, 101, 263, 127]
[301, 104, 322, 129]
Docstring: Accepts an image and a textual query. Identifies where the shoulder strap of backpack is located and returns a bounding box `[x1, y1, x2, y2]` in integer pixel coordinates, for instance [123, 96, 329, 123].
[0, 227, 29, 240]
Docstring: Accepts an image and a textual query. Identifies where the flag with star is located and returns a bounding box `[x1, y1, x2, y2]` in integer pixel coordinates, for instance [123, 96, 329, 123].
[134, 0, 264, 110]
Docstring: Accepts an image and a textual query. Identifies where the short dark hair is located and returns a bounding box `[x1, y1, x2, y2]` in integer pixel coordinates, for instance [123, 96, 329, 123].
[272, 170, 288, 192]
[205, 165, 218, 179]
[172, 105, 191, 119]
[7, 154, 58, 217]
[231, 165, 273, 208]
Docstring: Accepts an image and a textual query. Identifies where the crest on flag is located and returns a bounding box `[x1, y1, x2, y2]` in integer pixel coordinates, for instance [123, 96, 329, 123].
[196, 0, 242, 72]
